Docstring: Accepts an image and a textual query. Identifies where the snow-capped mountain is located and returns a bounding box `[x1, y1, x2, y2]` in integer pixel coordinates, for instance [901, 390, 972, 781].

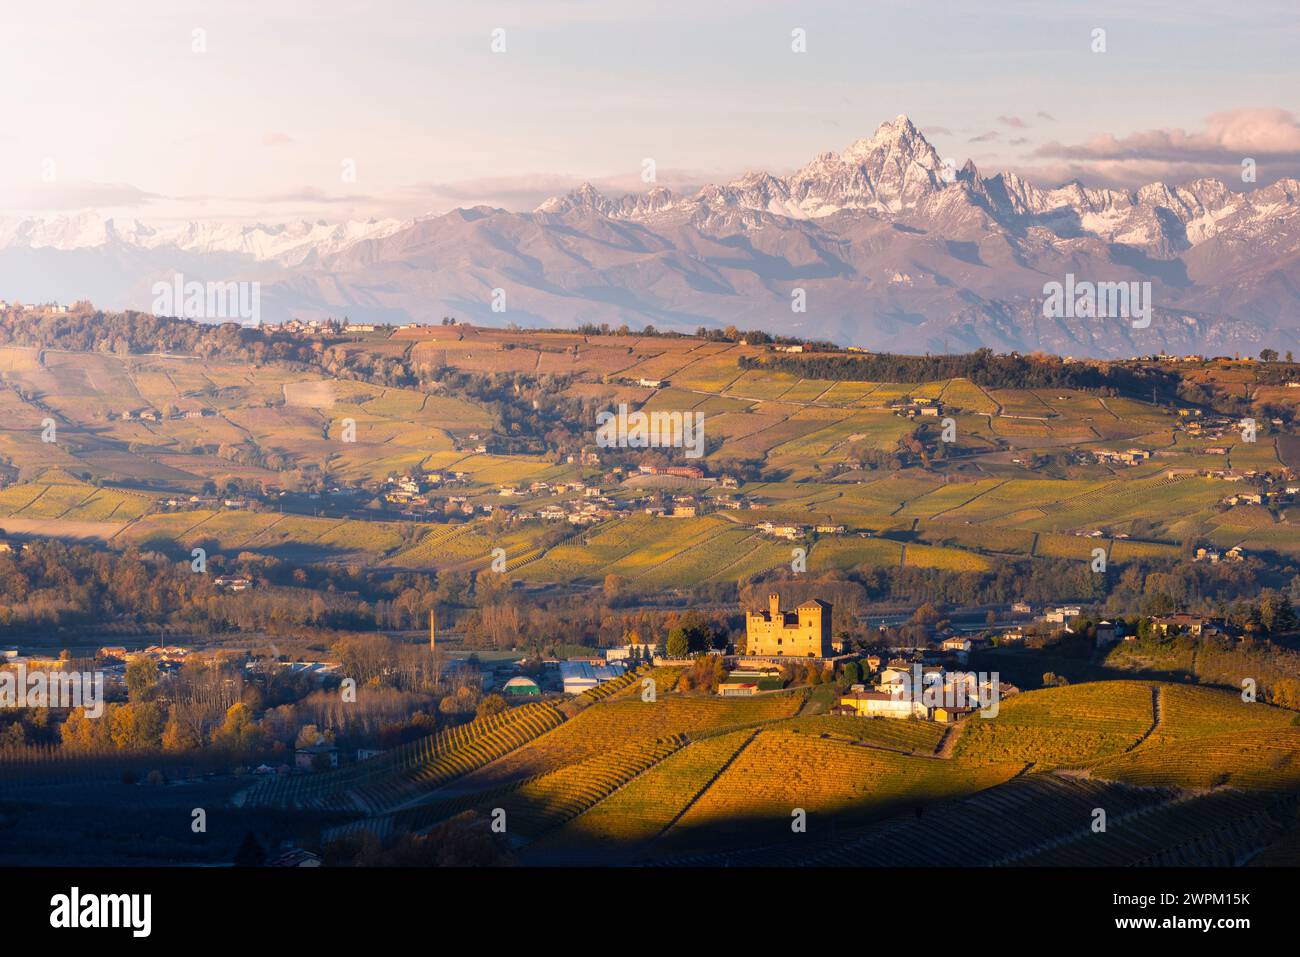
[4, 115, 1299, 357]
[0, 213, 405, 265]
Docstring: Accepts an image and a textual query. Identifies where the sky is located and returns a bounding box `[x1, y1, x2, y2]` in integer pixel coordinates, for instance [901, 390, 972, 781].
[1, 0, 1297, 224]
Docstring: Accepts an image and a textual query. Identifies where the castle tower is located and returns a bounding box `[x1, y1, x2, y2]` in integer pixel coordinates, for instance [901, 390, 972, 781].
[769, 592, 781, 619]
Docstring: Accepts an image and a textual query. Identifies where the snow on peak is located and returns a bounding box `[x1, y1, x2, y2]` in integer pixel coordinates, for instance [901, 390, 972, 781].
[0, 213, 405, 262]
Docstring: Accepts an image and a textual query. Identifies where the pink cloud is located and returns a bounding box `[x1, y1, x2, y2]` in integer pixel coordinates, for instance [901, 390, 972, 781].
[1033, 108, 1300, 163]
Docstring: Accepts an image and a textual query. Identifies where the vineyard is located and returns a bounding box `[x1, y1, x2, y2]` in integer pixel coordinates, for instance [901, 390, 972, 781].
[226, 675, 1300, 866]
[491, 735, 688, 840]
[5, 328, 1300, 868]
[457, 692, 807, 786]
[529, 730, 758, 860]
[656, 729, 1023, 852]
[952, 681, 1156, 766]
[240, 702, 565, 814]
[1093, 728, 1300, 792]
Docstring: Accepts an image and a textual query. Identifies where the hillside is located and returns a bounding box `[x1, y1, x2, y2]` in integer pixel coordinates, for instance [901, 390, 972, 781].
[0, 321, 1296, 595]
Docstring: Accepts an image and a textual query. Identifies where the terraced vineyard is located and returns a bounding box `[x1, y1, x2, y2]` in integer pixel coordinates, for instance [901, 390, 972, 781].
[953, 681, 1156, 766]
[459, 692, 807, 786]
[528, 730, 758, 859]
[492, 735, 689, 840]
[658, 774, 1180, 866]
[241, 702, 565, 813]
[656, 729, 1023, 852]
[1143, 685, 1296, 744]
[776, 713, 947, 754]
[1093, 728, 1300, 792]
[282, 678, 1300, 866]
[1020, 789, 1296, 866]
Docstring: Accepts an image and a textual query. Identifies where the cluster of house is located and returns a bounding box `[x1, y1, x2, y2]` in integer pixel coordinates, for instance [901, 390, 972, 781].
[888, 397, 943, 419]
[834, 658, 1018, 723]
[1092, 447, 1153, 466]
[118, 407, 216, 423]
[1193, 545, 1246, 564]
[1178, 407, 1288, 441]
[90, 644, 194, 676]
[159, 494, 253, 511]
[0, 300, 73, 315]
[1147, 614, 1236, 639]
[537, 489, 620, 525]
[498, 479, 597, 500]
[753, 521, 847, 541]
[1222, 487, 1297, 508]
[1176, 409, 1240, 439]
[382, 470, 477, 516]
[281, 318, 381, 335]
[643, 494, 707, 519]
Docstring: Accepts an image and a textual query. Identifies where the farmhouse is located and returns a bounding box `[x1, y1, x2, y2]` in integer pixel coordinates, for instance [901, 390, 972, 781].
[1041, 605, 1082, 625]
[838, 689, 927, 719]
[933, 705, 975, 723]
[1149, 614, 1220, 637]
[745, 594, 832, 658]
[718, 667, 783, 696]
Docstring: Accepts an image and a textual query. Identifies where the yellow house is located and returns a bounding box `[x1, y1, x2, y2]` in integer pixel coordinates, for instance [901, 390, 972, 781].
[745, 594, 832, 658]
[933, 706, 975, 723]
[837, 690, 926, 719]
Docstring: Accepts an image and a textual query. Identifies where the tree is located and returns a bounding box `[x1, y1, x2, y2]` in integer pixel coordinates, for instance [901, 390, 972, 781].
[665, 628, 690, 659]
[215, 702, 264, 753]
[1260, 349, 1279, 363]
[125, 656, 160, 703]
[476, 693, 508, 719]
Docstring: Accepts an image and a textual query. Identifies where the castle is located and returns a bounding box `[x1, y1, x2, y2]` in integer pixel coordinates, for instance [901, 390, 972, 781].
[745, 593, 832, 658]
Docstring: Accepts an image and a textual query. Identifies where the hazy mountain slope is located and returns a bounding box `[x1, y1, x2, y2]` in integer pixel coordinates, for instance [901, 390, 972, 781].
[4, 116, 1297, 356]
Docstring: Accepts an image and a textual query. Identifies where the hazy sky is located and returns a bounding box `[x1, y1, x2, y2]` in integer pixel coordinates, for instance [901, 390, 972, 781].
[2, 0, 1298, 223]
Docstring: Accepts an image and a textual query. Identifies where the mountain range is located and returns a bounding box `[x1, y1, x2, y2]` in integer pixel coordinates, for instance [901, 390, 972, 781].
[4, 115, 1298, 357]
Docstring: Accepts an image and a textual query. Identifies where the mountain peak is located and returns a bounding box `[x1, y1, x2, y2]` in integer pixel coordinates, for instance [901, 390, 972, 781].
[839, 113, 938, 168]
[535, 181, 610, 215]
